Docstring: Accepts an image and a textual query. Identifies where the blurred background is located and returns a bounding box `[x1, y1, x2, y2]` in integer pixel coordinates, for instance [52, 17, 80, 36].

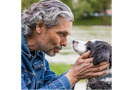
[22, 0, 112, 25]
[21, 0, 112, 89]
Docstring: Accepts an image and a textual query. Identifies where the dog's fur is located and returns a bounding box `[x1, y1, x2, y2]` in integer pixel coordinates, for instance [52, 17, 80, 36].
[72, 39, 112, 90]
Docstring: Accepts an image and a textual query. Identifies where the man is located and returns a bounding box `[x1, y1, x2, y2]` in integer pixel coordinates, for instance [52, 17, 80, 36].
[21, 0, 110, 89]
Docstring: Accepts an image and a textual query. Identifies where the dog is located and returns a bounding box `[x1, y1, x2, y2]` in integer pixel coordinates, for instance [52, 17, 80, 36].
[72, 39, 112, 90]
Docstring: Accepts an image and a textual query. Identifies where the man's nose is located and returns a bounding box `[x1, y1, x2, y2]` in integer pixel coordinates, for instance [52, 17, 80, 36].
[61, 40, 67, 46]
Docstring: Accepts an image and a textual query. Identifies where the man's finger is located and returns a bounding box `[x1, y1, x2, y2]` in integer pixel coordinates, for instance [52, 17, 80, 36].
[84, 57, 93, 63]
[90, 63, 109, 72]
[94, 61, 109, 67]
[92, 70, 106, 77]
[88, 70, 106, 77]
[81, 50, 91, 59]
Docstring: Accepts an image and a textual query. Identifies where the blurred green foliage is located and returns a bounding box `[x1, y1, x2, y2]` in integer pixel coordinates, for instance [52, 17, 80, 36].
[21, 0, 111, 25]
[21, 0, 38, 12]
[73, 16, 111, 25]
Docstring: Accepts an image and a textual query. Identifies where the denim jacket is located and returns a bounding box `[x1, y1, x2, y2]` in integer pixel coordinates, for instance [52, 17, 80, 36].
[21, 27, 72, 90]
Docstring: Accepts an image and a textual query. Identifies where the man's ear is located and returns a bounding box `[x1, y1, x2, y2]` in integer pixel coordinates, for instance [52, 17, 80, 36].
[36, 22, 44, 34]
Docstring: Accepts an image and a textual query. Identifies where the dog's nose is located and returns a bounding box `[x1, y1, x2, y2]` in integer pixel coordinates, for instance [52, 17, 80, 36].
[73, 40, 75, 43]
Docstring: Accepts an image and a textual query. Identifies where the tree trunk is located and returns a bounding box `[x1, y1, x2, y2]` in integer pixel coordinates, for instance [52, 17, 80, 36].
[103, 6, 106, 16]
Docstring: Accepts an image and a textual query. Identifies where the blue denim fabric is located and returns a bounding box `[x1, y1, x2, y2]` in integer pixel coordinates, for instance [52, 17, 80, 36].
[21, 27, 72, 90]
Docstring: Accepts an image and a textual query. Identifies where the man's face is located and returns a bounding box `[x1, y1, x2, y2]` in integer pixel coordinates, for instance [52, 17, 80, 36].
[37, 18, 72, 56]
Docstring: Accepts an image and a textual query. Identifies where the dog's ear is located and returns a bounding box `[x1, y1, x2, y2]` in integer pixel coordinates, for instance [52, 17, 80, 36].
[92, 42, 112, 66]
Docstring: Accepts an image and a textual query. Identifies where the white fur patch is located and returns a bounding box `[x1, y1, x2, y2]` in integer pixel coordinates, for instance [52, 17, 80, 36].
[106, 68, 112, 75]
[72, 40, 87, 55]
[100, 77, 112, 82]
[72, 39, 103, 56]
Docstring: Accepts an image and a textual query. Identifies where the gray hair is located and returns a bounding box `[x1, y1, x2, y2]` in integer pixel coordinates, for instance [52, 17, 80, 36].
[22, 0, 74, 36]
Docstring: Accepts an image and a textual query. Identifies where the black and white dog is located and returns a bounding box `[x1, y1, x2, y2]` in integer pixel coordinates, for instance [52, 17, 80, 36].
[72, 39, 112, 90]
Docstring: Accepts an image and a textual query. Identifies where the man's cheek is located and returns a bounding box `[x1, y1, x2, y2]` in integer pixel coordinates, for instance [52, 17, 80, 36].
[49, 37, 57, 46]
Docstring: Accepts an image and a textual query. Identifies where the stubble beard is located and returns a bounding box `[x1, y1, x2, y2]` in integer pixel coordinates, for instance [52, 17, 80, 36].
[38, 42, 56, 56]
[37, 36, 62, 56]
[39, 44, 62, 57]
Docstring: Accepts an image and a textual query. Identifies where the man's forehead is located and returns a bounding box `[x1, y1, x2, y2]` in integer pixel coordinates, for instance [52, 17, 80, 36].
[59, 18, 72, 34]
[50, 18, 72, 34]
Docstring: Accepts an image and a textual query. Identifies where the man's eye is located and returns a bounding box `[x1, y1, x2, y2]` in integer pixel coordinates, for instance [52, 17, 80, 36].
[60, 33, 65, 37]
[57, 32, 67, 37]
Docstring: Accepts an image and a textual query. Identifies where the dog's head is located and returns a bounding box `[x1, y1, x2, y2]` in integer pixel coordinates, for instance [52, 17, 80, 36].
[72, 39, 112, 68]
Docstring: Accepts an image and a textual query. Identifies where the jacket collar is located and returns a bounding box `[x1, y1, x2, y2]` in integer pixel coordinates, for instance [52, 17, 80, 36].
[21, 24, 44, 60]
[21, 27, 33, 59]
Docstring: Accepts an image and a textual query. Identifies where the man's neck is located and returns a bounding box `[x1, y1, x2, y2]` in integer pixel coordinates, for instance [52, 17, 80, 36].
[25, 35, 38, 51]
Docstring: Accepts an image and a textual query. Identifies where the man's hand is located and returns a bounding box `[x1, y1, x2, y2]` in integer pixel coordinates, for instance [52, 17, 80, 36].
[65, 51, 110, 87]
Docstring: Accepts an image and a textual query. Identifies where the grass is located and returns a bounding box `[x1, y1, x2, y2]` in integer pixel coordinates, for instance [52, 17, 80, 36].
[49, 62, 86, 82]
[49, 62, 73, 75]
